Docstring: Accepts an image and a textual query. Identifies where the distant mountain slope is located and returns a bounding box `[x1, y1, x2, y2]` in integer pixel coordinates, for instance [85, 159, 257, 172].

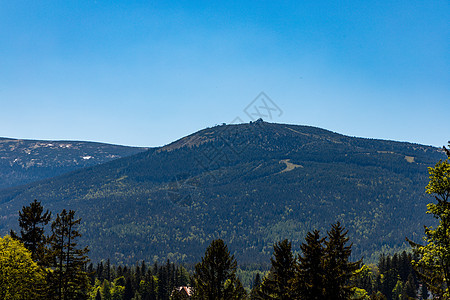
[0, 138, 147, 189]
[0, 122, 446, 264]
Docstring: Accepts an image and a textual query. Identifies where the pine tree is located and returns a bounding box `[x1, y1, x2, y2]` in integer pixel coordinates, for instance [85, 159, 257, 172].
[291, 230, 325, 300]
[47, 209, 90, 300]
[10, 199, 51, 264]
[193, 239, 245, 299]
[257, 239, 296, 299]
[323, 222, 361, 300]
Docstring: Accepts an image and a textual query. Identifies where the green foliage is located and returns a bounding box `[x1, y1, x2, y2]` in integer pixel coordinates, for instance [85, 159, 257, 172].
[408, 159, 450, 298]
[193, 239, 246, 299]
[10, 199, 51, 264]
[256, 223, 360, 299]
[353, 251, 420, 300]
[0, 122, 445, 264]
[291, 230, 325, 299]
[323, 222, 362, 300]
[0, 235, 47, 299]
[47, 209, 90, 299]
[257, 239, 296, 299]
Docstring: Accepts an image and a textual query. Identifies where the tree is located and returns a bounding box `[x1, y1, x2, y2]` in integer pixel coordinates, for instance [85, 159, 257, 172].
[444, 141, 450, 157]
[291, 230, 326, 300]
[257, 239, 296, 299]
[323, 222, 361, 300]
[0, 235, 47, 299]
[401, 273, 417, 299]
[408, 158, 450, 298]
[249, 273, 262, 299]
[47, 209, 90, 300]
[102, 279, 112, 300]
[95, 289, 102, 300]
[193, 239, 246, 299]
[123, 277, 134, 300]
[10, 199, 51, 264]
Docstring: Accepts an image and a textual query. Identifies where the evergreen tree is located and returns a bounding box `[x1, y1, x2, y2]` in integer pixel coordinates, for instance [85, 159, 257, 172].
[193, 239, 245, 299]
[401, 273, 416, 300]
[141, 269, 157, 300]
[10, 199, 51, 264]
[102, 279, 112, 300]
[47, 209, 90, 300]
[257, 239, 295, 299]
[124, 277, 134, 300]
[158, 263, 169, 300]
[291, 230, 325, 300]
[249, 273, 262, 300]
[106, 259, 111, 282]
[323, 222, 361, 300]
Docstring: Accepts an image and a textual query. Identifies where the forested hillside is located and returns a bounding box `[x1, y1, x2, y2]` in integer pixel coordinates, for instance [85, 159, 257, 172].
[0, 121, 445, 264]
[0, 138, 147, 189]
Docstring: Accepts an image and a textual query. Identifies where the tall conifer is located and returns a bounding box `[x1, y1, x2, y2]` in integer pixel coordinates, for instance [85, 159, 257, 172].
[193, 239, 245, 299]
[323, 222, 361, 300]
[257, 239, 296, 299]
[47, 209, 90, 300]
[10, 199, 51, 264]
[291, 230, 326, 300]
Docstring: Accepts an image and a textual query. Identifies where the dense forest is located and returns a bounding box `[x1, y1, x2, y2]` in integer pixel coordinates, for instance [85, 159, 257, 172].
[0, 122, 446, 265]
[2, 142, 450, 299]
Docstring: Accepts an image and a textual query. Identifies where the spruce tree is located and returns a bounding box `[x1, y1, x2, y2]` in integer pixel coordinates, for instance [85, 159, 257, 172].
[323, 222, 361, 300]
[291, 230, 325, 300]
[47, 209, 90, 300]
[193, 239, 245, 299]
[10, 199, 51, 264]
[401, 273, 417, 299]
[257, 239, 296, 299]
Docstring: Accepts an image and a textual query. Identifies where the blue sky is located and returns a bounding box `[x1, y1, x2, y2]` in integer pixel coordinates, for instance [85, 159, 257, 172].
[0, 1, 448, 147]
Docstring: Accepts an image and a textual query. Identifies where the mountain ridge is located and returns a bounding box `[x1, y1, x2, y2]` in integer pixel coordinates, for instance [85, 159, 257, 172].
[0, 137, 148, 189]
[0, 121, 446, 264]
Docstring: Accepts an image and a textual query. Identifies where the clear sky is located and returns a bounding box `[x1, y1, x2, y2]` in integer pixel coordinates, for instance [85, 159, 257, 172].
[0, 1, 448, 147]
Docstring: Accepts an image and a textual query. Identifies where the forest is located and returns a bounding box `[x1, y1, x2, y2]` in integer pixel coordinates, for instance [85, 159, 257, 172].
[1, 143, 449, 299]
[0, 122, 445, 265]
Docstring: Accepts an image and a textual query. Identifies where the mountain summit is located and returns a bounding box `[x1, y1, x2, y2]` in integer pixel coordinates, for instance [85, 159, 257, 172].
[0, 122, 445, 264]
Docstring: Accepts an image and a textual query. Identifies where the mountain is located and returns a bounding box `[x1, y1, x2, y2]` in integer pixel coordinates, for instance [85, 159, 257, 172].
[0, 137, 147, 189]
[0, 121, 446, 264]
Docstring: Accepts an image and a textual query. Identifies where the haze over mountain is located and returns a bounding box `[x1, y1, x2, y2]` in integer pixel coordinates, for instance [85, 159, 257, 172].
[0, 121, 446, 264]
[0, 138, 147, 189]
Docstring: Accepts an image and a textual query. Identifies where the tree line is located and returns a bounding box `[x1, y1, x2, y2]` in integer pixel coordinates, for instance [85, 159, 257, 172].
[1, 201, 90, 299]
